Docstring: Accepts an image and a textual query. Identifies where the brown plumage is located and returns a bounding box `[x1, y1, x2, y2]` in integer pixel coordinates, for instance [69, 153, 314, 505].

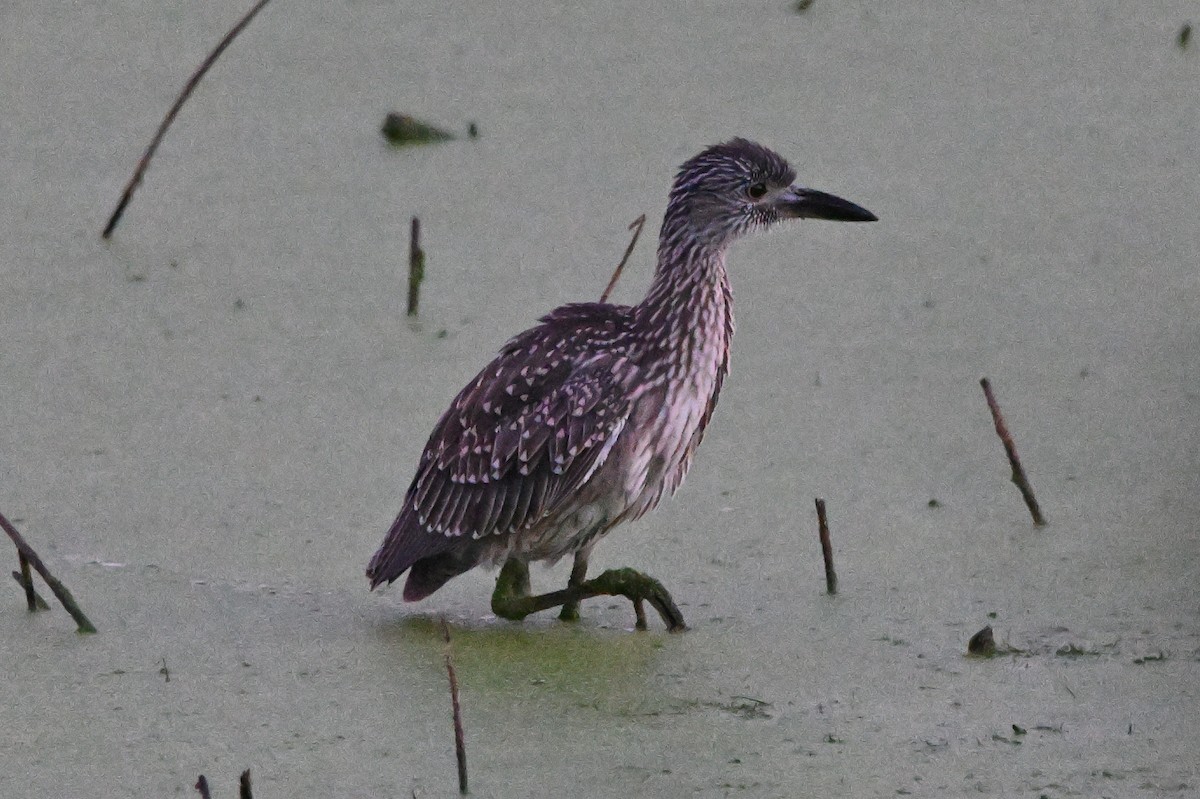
[367, 138, 876, 626]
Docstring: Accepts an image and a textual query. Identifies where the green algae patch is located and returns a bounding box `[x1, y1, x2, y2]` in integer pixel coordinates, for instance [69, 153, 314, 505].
[394, 615, 668, 696]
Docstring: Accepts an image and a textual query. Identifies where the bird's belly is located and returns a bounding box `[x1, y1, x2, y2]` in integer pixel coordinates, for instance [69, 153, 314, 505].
[481, 493, 623, 567]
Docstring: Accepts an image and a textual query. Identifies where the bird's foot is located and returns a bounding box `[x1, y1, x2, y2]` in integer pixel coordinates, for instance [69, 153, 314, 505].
[558, 601, 581, 623]
[633, 599, 648, 631]
[558, 550, 590, 623]
[583, 567, 686, 632]
[490, 559, 686, 631]
[491, 559, 535, 621]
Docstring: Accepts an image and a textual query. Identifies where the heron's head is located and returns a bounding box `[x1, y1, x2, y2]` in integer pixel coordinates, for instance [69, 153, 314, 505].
[665, 138, 876, 251]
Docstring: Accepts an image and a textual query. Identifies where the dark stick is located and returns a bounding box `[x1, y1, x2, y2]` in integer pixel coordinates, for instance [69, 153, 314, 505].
[101, 0, 274, 238]
[195, 776, 212, 799]
[407, 216, 425, 317]
[18, 551, 38, 611]
[814, 498, 838, 594]
[599, 214, 647, 303]
[239, 769, 254, 799]
[440, 618, 469, 794]
[1, 510, 97, 633]
[980, 378, 1046, 526]
[11, 570, 51, 610]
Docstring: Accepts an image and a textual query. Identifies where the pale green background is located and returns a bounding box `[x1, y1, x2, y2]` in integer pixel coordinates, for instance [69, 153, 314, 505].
[1, 2, 1197, 796]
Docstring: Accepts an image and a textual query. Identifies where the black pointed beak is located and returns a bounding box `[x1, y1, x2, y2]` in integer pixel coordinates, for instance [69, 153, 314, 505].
[778, 187, 877, 222]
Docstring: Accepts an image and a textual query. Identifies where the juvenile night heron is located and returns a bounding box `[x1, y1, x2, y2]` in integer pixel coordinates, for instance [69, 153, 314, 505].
[367, 138, 876, 630]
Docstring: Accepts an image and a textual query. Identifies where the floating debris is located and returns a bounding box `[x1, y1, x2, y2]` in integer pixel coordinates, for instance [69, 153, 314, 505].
[967, 625, 996, 657]
[718, 696, 773, 720]
[1054, 642, 1101, 658]
[381, 113, 455, 146]
[1179, 23, 1192, 49]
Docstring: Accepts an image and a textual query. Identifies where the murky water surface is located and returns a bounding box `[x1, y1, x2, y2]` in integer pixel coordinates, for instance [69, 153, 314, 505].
[1, 2, 1197, 796]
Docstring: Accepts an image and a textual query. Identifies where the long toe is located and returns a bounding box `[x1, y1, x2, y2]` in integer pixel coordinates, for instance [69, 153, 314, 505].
[590, 568, 687, 632]
[645, 589, 686, 632]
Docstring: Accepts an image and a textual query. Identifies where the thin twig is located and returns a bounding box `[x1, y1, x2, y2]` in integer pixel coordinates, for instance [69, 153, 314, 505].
[11, 570, 51, 610]
[18, 551, 38, 611]
[102, 0, 274, 238]
[440, 618, 468, 795]
[1, 510, 97, 633]
[980, 378, 1046, 526]
[239, 769, 254, 799]
[194, 776, 212, 799]
[408, 216, 425, 317]
[599, 214, 647, 303]
[814, 498, 838, 594]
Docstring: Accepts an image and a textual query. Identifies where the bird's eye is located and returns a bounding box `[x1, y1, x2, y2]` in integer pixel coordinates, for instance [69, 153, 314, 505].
[747, 182, 768, 200]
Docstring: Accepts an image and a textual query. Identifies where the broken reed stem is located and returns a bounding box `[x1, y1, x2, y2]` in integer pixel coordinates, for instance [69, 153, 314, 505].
[1, 510, 97, 633]
[980, 377, 1046, 526]
[599, 214, 647, 303]
[814, 498, 838, 594]
[18, 551, 38, 611]
[440, 618, 469, 795]
[11, 569, 51, 610]
[407, 216, 425, 316]
[101, 0, 274, 238]
[193, 770, 251, 798]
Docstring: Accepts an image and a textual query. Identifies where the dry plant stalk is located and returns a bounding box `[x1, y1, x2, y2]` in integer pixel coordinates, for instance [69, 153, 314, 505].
[979, 378, 1046, 526]
[10, 565, 51, 610]
[1, 510, 96, 632]
[814, 498, 838, 594]
[17, 551, 40, 610]
[193, 769, 252, 797]
[408, 217, 425, 316]
[599, 214, 647, 303]
[102, 0, 274, 238]
[440, 618, 469, 794]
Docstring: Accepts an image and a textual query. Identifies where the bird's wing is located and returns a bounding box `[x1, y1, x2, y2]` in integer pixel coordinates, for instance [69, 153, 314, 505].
[367, 306, 633, 586]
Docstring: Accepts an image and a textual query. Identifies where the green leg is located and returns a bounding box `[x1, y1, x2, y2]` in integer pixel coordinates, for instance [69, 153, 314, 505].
[491, 558, 532, 618]
[558, 551, 590, 622]
[491, 557, 686, 632]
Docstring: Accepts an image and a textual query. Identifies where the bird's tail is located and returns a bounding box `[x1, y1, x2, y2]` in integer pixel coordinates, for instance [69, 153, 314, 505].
[366, 506, 476, 601]
[366, 506, 443, 590]
[400, 551, 479, 601]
